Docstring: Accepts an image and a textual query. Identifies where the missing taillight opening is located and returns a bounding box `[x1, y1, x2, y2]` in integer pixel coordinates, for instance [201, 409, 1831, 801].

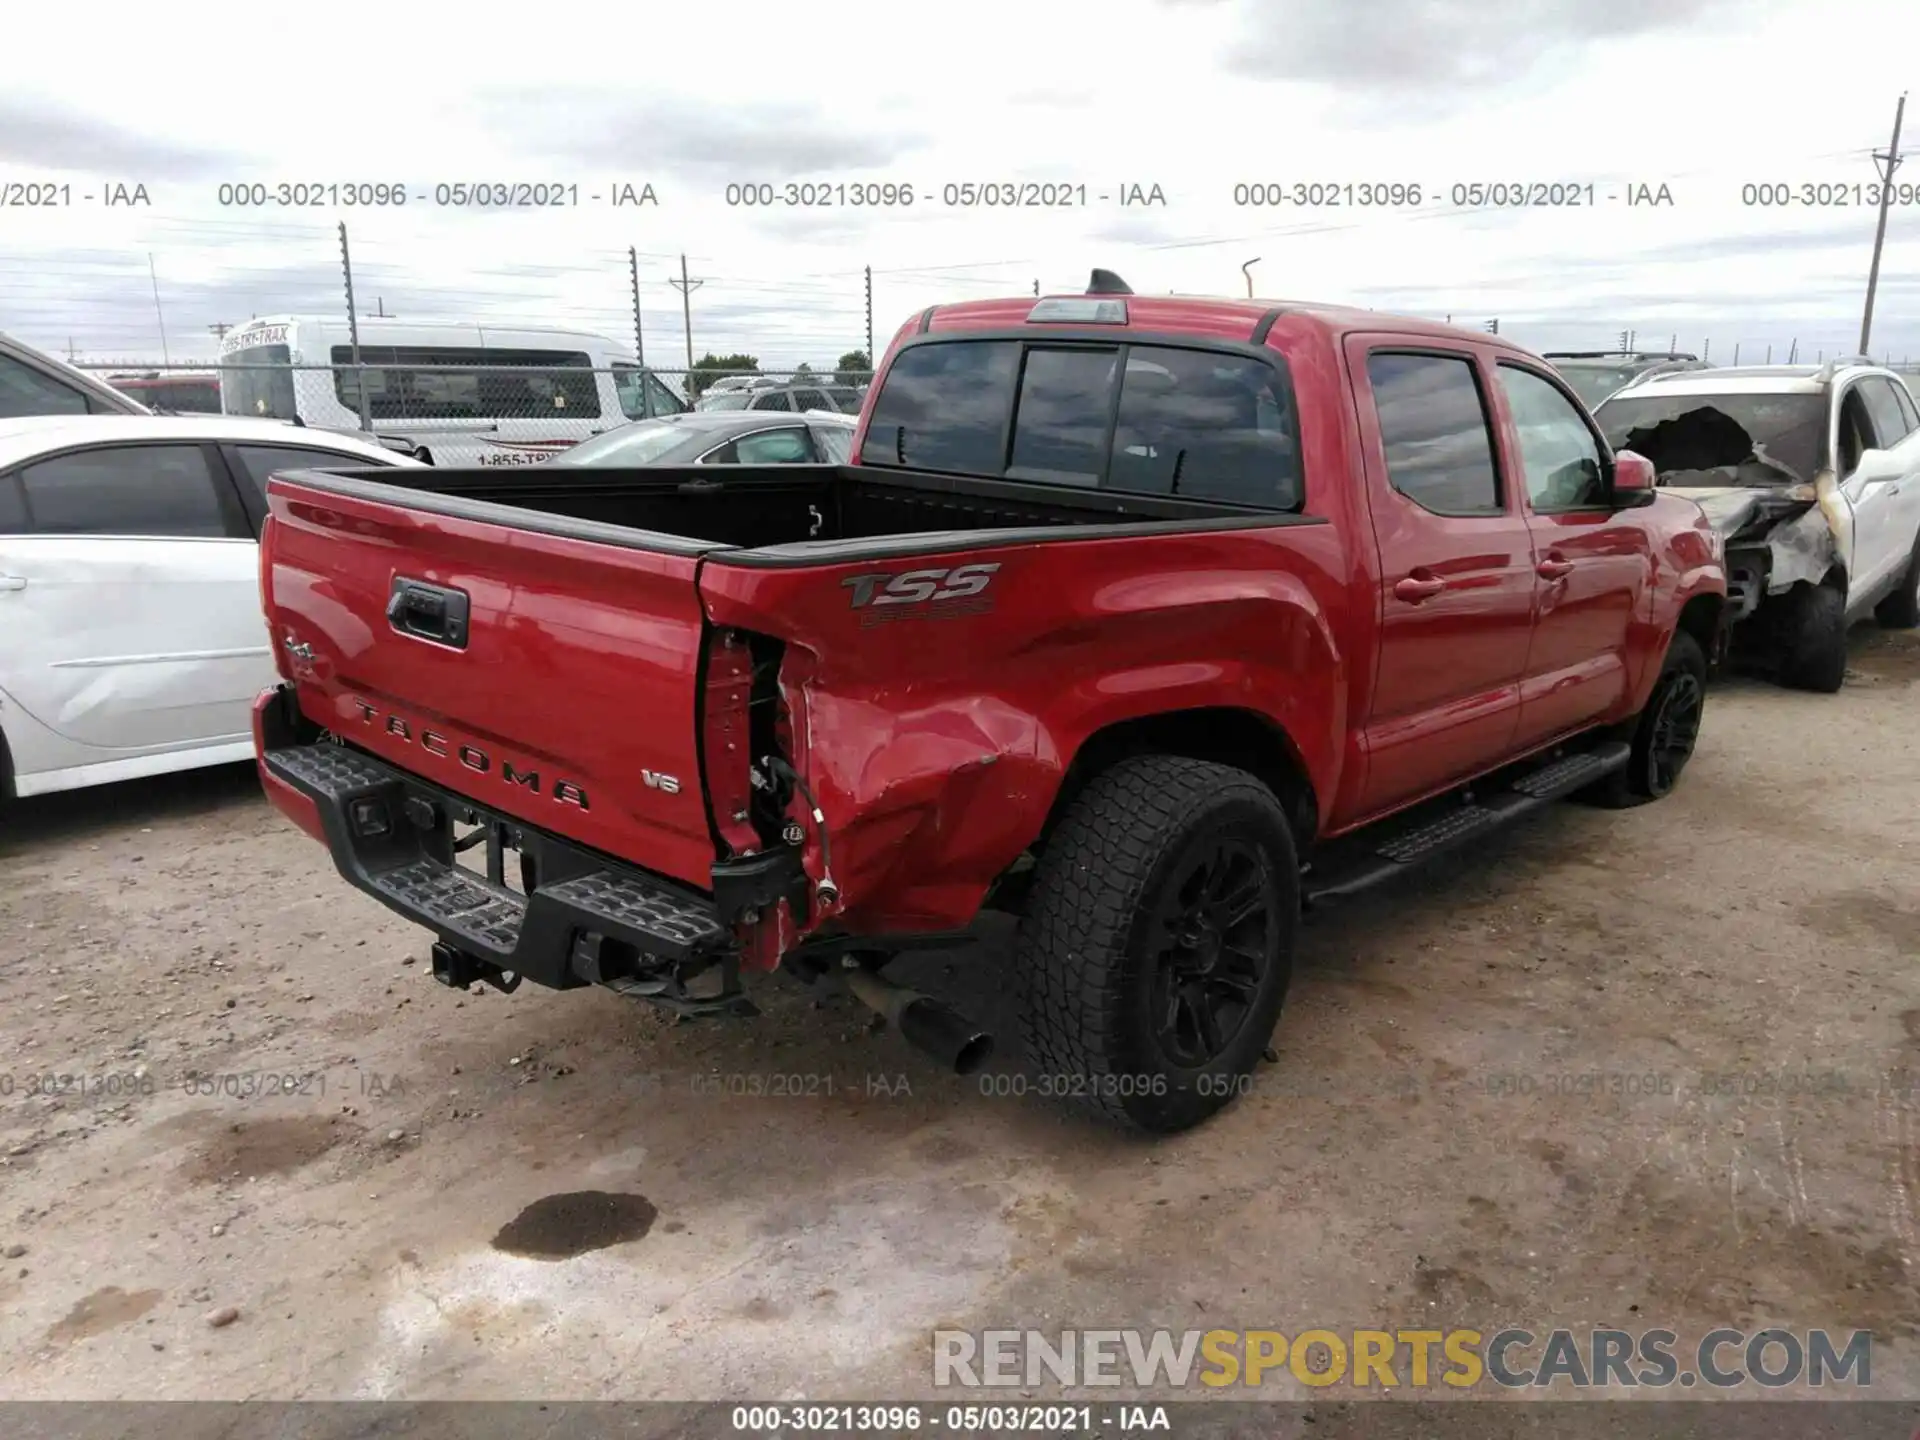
[699, 627, 792, 858]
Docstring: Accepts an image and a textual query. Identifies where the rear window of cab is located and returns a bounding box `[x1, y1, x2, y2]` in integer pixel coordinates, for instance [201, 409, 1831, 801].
[861, 339, 1303, 510]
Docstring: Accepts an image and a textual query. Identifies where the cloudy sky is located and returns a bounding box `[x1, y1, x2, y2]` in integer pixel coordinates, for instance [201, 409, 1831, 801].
[1, 0, 1915, 371]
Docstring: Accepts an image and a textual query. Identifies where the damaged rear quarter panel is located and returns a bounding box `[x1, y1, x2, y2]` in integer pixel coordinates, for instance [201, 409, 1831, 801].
[695, 523, 1353, 933]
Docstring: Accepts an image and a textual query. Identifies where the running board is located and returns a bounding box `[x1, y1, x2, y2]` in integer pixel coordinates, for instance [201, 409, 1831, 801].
[1304, 742, 1630, 906]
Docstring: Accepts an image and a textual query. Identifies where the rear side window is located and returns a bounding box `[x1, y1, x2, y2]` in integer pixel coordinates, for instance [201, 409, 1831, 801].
[0, 476, 25, 532]
[730, 428, 814, 464]
[15, 444, 229, 537]
[0, 353, 90, 418]
[812, 424, 853, 463]
[752, 391, 794, 412]
[1367, 353, 1502, 516]
[233, 444, 383, 500]
[866, 339, 1301, 507]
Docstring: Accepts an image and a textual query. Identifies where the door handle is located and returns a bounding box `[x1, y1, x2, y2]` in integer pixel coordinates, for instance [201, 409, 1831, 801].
[0, 575, 26, 592]
[387, 576, 470, 648]
[1536, 556, 1575, 580]
[1393, 573, 1447, 603]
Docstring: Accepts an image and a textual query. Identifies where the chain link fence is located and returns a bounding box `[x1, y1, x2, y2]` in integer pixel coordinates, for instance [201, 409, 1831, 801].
[73, 359, 877, 462]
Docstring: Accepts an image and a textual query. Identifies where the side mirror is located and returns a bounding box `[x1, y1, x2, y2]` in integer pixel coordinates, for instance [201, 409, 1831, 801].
[1612, 450, 1656, 497]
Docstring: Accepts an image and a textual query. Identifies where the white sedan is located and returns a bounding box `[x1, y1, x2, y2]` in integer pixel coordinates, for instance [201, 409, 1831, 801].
[0, 415, 418, 801]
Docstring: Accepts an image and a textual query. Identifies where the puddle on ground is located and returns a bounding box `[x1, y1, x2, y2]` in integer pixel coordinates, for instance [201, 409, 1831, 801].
[490, 1191, 658, 1260]
[46, 1286, 163, 1343]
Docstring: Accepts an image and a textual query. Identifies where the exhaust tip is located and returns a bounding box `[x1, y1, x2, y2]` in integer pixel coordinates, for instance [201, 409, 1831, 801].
[952, 1032, 994, 1078]
[898, 995, 996, 1077]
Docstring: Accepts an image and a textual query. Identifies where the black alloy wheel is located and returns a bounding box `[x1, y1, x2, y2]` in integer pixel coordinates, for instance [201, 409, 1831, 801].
[1643, 669, 1703, 798]
[1145, 836, 1280, 1067]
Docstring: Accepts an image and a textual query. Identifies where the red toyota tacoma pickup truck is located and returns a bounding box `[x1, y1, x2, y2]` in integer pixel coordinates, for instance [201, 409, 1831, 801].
[252, 272, 1726, 1132]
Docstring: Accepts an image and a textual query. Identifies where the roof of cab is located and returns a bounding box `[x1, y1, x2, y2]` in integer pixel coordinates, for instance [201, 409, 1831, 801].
[919, 292, 1524, 352]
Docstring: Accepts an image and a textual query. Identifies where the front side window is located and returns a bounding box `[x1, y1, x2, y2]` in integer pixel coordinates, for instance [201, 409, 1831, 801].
[15, 444, 228, 537]
[1859, 378, 1913, 446]
[1497, 365, 1607, 510]
[1367, 352, 1503, 516]
[1891, 379, 1920, 435]
[0, 353, 91, 418]
[1838, 387, 1876, 475]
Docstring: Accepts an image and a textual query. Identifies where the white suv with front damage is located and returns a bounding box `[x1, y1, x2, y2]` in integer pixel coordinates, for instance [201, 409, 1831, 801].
[1595, 362, 1920, 691]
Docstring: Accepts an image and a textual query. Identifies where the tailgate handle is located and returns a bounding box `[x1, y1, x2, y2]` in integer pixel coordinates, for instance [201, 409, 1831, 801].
[387, 577, 470, 649]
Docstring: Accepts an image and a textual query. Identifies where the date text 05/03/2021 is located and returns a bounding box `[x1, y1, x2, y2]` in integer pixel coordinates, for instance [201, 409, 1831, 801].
[730, 1404, 1173, 1433]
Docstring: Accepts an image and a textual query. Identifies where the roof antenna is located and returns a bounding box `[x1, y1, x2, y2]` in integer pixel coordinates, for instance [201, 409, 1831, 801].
[1087, 268, 1133, 296]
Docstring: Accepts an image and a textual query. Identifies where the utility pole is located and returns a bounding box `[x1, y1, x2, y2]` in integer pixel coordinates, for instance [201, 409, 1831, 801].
[147, 253, 171, 365]
[1860, 91, 1907, 356]
[864, 265, 873, 366]
[1033, 278, 1040, 296]
[208, 322, 231, 341]
[668, 253, 704, 371]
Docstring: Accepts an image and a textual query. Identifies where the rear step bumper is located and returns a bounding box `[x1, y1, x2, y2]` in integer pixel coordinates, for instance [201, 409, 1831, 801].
[262, 738, 744, 1004]
[1304, 741, 1631, 906]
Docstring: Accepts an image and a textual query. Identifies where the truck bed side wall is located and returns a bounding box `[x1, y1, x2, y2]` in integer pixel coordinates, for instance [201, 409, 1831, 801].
[699, 320, 1380, 935]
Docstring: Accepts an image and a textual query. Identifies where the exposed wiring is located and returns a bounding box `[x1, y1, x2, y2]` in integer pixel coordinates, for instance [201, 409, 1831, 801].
[765, 755, 838, 903]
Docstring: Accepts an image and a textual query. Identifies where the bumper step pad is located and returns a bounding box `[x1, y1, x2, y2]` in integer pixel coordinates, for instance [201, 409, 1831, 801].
[1305, 741, 1629, 905]
[263, 741, 729, 988]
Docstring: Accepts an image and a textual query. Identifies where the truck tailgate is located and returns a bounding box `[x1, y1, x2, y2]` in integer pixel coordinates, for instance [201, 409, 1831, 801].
[263, 476, 717, 889]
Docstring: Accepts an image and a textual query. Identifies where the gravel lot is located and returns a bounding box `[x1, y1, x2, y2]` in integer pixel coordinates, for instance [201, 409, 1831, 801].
[2, 628, 1918, 1403]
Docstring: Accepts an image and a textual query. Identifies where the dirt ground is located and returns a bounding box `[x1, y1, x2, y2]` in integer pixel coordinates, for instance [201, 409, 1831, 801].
[2, 628, 1918, 1405]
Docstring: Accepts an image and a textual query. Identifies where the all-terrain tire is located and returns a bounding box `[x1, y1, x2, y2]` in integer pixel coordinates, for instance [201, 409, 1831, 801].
[1779, 583, 1848, 693]
[1013, 755, 1298, 1134]
[1874, 537, 1920, 629]
[1589, 630, 1707, 809]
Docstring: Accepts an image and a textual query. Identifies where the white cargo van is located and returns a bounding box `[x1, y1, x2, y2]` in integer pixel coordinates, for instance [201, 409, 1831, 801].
[217, 316, 685, 466]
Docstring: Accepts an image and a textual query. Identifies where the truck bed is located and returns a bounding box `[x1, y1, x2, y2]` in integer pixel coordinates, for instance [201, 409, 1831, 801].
[280, 461, 1289, 557]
